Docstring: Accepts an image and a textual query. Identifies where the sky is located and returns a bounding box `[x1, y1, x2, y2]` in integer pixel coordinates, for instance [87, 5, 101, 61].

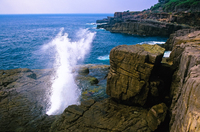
[0, 0, 158, 14]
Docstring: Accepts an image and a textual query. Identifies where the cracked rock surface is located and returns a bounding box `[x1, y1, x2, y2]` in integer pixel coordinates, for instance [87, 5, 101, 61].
[107, 44, 165, 106]
[169, 31, 200, 132]
[50, 98, 152, 132]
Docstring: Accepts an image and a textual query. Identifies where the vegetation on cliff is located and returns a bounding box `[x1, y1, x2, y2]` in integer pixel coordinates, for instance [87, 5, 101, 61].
[151, 0, 200, 12]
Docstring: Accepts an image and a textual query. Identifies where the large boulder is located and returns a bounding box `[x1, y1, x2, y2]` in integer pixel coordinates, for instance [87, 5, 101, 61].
[107, 44, 165, 106]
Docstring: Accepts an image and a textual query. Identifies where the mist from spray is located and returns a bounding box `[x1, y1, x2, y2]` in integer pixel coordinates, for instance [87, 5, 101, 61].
[44, 28, 96, 115]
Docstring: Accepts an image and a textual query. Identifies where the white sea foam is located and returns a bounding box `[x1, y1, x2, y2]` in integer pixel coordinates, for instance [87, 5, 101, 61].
[163, 51, 171, 58]
[98, 28, 105, 31]
[86, 23, 97, 25]
[45, 28, 96, 115]
[97, 55, 109, 60]
[96, 23, 107, 25]
[139, 41, 165, 45]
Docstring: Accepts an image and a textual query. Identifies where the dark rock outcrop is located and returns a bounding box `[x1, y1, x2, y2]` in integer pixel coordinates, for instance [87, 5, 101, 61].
[0, 64, 110, 132]
[97, 19, 190, 37]
[107, 44, 165, 106]
[0, 68, 53, 132]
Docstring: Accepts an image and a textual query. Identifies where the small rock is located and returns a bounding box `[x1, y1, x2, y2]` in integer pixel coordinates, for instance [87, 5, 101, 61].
[147, 103, 168, 131]
[78, 67, 89, 75]
[89, 77, 99, 85]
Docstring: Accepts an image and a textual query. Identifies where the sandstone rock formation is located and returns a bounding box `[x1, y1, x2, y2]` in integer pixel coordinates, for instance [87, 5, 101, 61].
[107, 44, 165, 106]
[50, 98, 152, 132]
[168, 31, 200, 132]
[163, 28, 200, 51]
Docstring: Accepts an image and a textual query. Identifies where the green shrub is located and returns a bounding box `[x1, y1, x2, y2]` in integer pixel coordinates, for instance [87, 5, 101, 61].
[151, 3, 162, 10]
[162, 0, 200, 11]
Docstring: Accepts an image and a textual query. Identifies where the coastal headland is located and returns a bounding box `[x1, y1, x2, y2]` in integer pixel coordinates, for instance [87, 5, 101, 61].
[1, 0, 200, 131]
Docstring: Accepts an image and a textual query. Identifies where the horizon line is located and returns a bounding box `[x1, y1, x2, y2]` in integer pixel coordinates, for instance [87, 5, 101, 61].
[0, 13, 115, 15]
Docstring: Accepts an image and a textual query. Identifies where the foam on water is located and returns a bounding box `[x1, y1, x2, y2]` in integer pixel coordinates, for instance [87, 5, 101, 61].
[97, 55, 109, 60]
[164, 51, 171, 58]
[45, 28, 96, 115]
[86, 23, 97, 25]
[139, 41, 165, 45]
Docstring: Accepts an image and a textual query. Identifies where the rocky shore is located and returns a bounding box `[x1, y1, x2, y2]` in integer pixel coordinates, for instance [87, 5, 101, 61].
[1, 29, 200, 131]
[96, 0, 200, 37]
[1, 0, 200, 131]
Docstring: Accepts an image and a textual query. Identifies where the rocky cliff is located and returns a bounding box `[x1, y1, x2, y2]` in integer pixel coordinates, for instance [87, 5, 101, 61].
[105, 30, 200, 132]
[168, 31, 200, 132]
[96, 0, 200, 37]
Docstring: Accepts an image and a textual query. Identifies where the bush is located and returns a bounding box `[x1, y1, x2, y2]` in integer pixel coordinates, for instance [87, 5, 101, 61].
[151, 3, 162, 10]
[163, 0, 200, 12]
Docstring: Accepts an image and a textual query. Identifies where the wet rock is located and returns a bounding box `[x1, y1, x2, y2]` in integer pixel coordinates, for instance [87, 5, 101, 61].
[22, 115, 57, 132]
[107, 44, 165, 106]
[77, 67, 89, 75]
[0, 68, 52, 132]
[75, 64, 110, 101]
[89, 76, 99, 85]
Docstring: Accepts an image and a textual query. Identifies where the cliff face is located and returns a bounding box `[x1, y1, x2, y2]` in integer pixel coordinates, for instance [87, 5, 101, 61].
[168, 31, 200, 132]
[97, 12, 195, 37]
[105, 29, 200, 132]
[98, 19, 189, 36]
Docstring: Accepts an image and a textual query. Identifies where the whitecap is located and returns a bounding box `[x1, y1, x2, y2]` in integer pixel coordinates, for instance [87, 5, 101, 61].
[97, 55, 109, 60]
[163, 51, 171, 58]
[86, 23, 97, 25]
[96, 23, 107, 25]
[139, 41, 165, 45]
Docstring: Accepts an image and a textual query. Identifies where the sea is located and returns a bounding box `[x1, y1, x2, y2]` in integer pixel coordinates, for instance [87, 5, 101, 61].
[0, 14, 168, 70]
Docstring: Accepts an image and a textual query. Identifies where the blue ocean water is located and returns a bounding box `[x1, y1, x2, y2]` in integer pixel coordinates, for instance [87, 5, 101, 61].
[0, 14, 168, 70]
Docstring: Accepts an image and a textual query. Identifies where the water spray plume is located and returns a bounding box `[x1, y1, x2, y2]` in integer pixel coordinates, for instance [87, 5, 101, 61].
[45, 28, 96, 115]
